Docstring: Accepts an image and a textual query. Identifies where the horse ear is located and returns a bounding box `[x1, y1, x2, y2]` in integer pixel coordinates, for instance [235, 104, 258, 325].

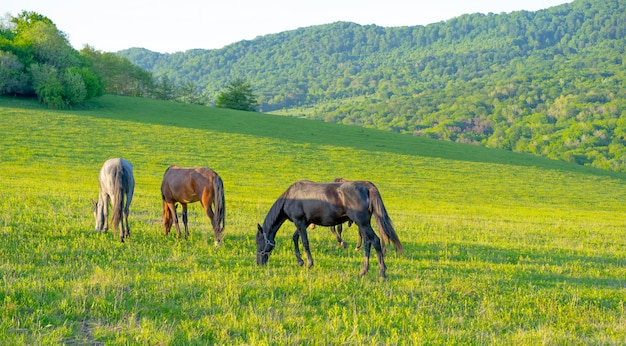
[90, 198, 97, 207]
[257, 224, 263, 233]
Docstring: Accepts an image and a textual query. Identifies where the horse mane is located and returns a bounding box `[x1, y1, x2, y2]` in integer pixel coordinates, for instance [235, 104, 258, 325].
[261, 191, 289, 233]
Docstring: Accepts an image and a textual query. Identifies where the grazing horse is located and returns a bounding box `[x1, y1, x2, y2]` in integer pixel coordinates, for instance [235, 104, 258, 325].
[256, 180, 403, 278]
[328, 178, 392, 252]
[92, 158, 135, 242]
[161, 166, 225, 246]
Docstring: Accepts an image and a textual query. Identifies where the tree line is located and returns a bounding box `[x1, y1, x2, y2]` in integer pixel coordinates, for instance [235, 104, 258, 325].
[0, 11, 239, 108]
[119, 0, 626, 172]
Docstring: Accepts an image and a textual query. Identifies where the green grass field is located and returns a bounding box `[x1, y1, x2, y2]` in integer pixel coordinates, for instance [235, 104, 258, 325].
[1, 95, 626, 345]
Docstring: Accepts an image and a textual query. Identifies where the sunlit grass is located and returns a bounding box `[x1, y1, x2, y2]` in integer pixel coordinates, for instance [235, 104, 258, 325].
[1, 95, 626, 344]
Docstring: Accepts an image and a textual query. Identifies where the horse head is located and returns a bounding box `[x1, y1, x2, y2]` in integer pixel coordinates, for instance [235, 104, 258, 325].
[256, 224, 275, 265]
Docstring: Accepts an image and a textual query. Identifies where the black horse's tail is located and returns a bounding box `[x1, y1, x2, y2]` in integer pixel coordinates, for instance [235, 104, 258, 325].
[110, 163, 125, 231]
[211, 173, 226, 238]
[369, 185, 403, 254]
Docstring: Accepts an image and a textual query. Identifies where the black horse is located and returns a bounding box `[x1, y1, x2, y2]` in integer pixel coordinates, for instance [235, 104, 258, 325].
[256, 180, 403, 278]
[325, 177, 392, 252]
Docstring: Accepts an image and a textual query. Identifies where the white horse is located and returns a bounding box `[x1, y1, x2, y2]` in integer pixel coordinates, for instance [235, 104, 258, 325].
[92, 158, 135, 242]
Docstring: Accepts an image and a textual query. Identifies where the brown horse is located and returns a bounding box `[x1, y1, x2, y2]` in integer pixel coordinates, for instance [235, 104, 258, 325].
[161, 165, 225, 246]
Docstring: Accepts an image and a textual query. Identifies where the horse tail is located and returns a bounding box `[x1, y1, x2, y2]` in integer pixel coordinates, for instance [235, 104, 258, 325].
[110, 163, 124, 230]
[161, 189, 167, 214]
[212, 173, 225, 236]
[369, 185, 403, 254]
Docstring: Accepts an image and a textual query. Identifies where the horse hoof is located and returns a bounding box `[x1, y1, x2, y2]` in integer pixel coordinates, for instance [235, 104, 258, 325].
[297, 260, 304, 266]
[339, 242, 347, 249]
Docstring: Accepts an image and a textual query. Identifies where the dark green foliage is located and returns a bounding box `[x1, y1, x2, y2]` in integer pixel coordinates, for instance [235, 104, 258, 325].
[69, 66, 105, 99]
[152, 75, 176, 100]
[61, 68, 87, 105]
[177, 80, 207, 105]
[0, 51, 29, 94]
[79, 46, 153, 98]
[119, 0, 626, 171]
[0, 11, 104, 108]
[216, 79, 258, 111]
[30, 63, 64, 108]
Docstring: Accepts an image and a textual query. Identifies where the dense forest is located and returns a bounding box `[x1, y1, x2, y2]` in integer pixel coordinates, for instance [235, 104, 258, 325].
[119, 0, 626, 172]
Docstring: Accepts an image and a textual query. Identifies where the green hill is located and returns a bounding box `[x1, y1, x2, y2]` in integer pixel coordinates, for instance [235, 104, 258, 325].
[1, 95, 626, 344]
[119, 0, 626, 172]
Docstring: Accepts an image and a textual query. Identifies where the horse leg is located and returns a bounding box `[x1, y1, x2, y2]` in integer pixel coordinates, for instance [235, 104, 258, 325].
[119, 200, 128, 242]
[126, 185, 134, 239]
[329, 224, 346, 248]
[118, 202, 124, 242]
[359, 228, 371, 276]
[202, 199, 219, 246]
[345, 221, 361, 251]
[292, 229, 304, 266]
[123, 196, 131, 239]
[373, 235, 387, 278]
[102, 195, 110, 233]
[361, 225, 386, 278]
[296, 222, 314, 269]
[181, 204, 189, 239]
[169, 202, 183, 238]
[123, 206, 130, 239]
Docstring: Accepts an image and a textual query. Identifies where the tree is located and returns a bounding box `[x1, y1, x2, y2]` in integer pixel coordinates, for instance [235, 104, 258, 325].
[30, 63, 64, 108]
[80, 46, 153, 97]
[0, 11, 105, 107]
[153, 75, 176, 100]
[215, 79, 258, 111]
[62, 68, 87, 105]
[0, 51, 29, 95]
[177, 80, 206, 105]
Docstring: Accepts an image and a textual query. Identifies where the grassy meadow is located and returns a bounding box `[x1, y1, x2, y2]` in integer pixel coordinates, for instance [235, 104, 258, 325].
[1, 95, 626, 344]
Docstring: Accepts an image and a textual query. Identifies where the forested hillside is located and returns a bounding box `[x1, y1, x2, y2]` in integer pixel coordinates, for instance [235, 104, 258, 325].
[119, 0, 626, 172]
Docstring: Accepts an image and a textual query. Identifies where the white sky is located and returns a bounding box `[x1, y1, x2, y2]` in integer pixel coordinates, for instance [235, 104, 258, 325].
[5, 0, 572, 53]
